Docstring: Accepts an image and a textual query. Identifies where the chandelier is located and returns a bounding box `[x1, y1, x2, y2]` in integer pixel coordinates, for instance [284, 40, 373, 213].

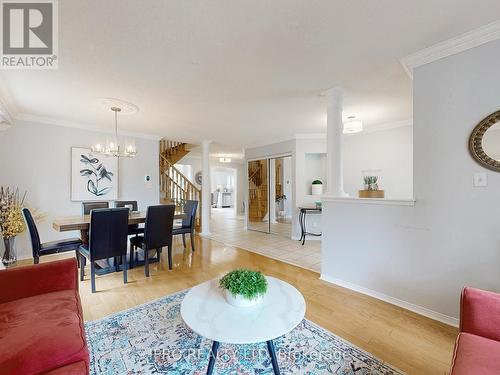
[91, 105, 137, 158]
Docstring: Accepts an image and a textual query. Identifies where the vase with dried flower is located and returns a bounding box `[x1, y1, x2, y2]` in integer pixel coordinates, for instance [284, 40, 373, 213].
[0, 187, 26, 267]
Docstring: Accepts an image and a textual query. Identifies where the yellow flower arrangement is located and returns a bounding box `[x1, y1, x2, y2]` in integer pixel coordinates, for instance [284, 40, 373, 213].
[0, 187, 26, 239]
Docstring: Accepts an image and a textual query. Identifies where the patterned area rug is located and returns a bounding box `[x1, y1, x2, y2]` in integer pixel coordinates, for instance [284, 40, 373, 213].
[85, 290, 404, 375]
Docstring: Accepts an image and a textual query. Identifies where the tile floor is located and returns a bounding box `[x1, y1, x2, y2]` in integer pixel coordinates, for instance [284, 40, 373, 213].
[247, 220, 293, 238]
[208, 208, 321, 272]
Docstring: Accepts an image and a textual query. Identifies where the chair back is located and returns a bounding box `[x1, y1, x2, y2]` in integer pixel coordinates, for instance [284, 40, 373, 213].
[22, 208, 41, 256]
[144, 205, 175, 250]
[182, 200, 198, 229]
[114, 200, 138, 211]
[88, 208, 129, 260]
[82, 201, 109, 215]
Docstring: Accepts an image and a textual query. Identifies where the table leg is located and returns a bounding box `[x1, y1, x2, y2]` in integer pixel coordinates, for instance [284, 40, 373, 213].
[301, 212, 307, 245]
[206, 340, 220, 375]
[299, 211, 304, 243]
[267, 340, 281, 375]
[80, 229, 89, 245]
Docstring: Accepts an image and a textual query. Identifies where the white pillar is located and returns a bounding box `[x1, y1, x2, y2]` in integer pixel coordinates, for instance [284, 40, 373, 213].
[201, 140, 212, 236]
[325, 87, 348, 197]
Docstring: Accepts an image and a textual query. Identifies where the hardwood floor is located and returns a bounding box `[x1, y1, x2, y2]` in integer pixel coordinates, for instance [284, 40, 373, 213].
[18, 235, 456, 375]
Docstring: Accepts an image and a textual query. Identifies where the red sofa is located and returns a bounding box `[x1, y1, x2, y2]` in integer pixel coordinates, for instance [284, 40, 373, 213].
[450, 287, 500, 375]
[0, 258, 89, 374]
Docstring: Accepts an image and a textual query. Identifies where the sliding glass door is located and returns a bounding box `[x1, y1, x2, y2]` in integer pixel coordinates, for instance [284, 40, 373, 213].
[247, 159, 270, 233]
[269, 156, 292, 238]
[247, 155, 293, 237]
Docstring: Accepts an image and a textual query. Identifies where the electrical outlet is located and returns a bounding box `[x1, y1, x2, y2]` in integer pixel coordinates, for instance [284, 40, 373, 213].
[473, 173, 487, 187]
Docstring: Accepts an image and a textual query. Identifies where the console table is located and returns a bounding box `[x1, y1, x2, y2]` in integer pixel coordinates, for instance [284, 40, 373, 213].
[298, 207, 322, 245]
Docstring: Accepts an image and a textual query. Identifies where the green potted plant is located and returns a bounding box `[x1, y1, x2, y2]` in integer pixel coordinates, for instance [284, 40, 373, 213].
[311, 179, 323, 195]
[219, 269, 268, 307]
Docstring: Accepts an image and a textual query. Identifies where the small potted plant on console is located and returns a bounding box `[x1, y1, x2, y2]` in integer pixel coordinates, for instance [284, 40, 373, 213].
[219, 269, 268, 307]
[311, 179, 323, 195]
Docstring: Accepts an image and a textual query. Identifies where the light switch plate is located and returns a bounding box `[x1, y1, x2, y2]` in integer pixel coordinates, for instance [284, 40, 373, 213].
[473, 173, 487, 187]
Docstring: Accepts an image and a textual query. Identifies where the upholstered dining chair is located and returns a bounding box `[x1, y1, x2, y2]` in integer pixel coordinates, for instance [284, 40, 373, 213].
[129, 204, 175, 276]
[22, 208, 82, 265]
[172, 200, 198, 252]
[114, 200, 144, 236]
[77, 208, 129, 293]
[81, 201, 109, 215]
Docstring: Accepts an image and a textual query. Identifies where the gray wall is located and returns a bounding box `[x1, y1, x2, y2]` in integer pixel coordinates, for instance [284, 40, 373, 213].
[0, 120, 159, 260]
[322, 39, 500, 321]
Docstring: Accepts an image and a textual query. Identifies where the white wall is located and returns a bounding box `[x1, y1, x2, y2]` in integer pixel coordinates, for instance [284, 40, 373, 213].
[322, 39, 500, 323]
[344, 126, 413, 199]
[0, 120, 159, 260]
[294, 138, 326, 239]
[245, 131, 413, 240]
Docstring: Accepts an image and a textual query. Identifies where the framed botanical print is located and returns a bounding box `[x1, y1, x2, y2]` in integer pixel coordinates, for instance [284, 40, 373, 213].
[71, 147, 118, 201]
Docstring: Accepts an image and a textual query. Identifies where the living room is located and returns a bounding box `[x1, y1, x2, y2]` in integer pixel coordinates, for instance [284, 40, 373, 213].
[1, 2, 500, 375]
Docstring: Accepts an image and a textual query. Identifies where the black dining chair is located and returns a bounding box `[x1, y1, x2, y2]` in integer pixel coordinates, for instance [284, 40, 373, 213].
[77, 208, 129, 293]
[22, 208, 82, 265]
[129, 205, 175, 276]
[114, 200, 144, 236]
[82, 201, 109, 215]
[172, 200, 198, 252]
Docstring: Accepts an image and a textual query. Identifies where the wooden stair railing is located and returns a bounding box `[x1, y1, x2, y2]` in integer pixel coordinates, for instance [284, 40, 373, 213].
[248, 162, 263, 187]
[159, 153, 201, 227]
[159, 139, 191, 164]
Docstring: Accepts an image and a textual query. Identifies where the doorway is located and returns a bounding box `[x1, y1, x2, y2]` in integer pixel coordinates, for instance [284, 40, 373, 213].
[211, 166, 237, 214]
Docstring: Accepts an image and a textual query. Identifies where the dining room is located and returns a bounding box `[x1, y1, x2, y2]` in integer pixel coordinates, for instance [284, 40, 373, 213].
[0, 117, 204, 293]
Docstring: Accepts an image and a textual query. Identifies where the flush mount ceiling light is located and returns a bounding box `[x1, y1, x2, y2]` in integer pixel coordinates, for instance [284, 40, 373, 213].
[343, 116, 363, 134]
[219, 157, 232, 163]
[91, 102, 138, 158]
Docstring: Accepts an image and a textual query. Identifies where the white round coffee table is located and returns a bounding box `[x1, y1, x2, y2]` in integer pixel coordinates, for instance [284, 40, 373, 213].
[181, 276, 306, 375]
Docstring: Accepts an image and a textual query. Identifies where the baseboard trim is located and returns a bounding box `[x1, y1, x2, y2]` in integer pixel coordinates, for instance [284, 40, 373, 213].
[320, 274, 459, 327]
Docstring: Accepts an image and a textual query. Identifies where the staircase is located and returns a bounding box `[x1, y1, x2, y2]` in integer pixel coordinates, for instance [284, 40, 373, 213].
[159, 139, 201, 226]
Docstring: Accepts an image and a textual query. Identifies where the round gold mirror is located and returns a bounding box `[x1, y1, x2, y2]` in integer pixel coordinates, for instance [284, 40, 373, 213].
[469, 110, 500, 172]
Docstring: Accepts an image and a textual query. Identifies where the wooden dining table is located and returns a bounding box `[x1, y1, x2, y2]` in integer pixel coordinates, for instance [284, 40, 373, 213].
[52, 211, 186, 274]
[53, 211, 186, 243]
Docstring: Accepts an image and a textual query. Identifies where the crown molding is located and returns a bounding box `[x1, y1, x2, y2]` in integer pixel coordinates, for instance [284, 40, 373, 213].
[0, 74, 18, 125]
[361, 119, 412, 135]
[15, 113, 162, 140]
[294, 119, 413, 139]
[400, 20, 500, 79]
[0, 100, 13, 130]
[294, 133, 326, 139]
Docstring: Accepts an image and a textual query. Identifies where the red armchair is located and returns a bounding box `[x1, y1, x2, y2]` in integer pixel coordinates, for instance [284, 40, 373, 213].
[450, 287, 500, 375]
[0, 259, 89, 374]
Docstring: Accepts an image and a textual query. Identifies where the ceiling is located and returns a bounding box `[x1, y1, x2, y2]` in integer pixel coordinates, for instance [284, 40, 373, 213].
[1, 1, 500, 150]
